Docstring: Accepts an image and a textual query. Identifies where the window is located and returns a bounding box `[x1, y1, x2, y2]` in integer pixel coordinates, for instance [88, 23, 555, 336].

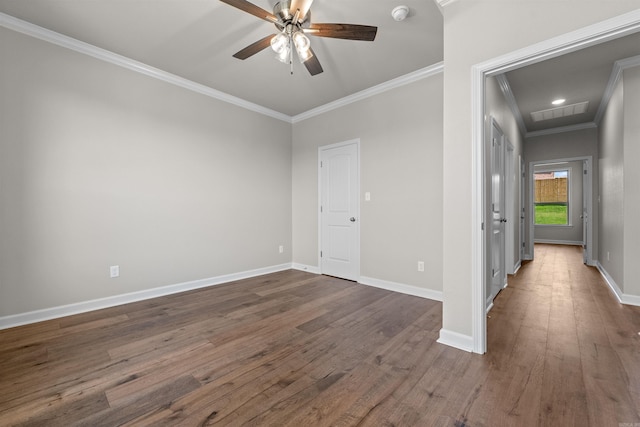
[534, 170, 569, 225]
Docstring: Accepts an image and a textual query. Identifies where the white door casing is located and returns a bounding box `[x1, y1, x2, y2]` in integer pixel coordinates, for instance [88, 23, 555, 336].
[582, 160, 589, 264]
[505, 141, 515, 275]
[489, 119, 506, 307]
[319, 140, 360, 281]
[520, 156, 526, 262]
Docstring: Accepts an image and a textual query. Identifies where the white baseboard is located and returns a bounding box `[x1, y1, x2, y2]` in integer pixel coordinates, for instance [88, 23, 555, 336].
[622, 293, 640, 306]
[513, 260, 522, 275]
[596, 262, 640, 307]
[437, 328, 473, 352]
[358, 276, 443, 302]
[534, 239, 583, 246]
[0, 263, 292, 330]
[291, 263, 321, 275]
[486, 302, 494, 314]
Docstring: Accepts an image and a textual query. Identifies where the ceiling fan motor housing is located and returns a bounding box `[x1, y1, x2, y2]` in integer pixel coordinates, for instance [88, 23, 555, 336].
[274, 0, 310, 27]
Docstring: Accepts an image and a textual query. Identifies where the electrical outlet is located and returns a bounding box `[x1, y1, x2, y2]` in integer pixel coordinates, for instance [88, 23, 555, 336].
[279, 245, 284, 254]
[417, 261, 424, 272]
[365, 192, 371, 201]
[110, 265, 119, 278]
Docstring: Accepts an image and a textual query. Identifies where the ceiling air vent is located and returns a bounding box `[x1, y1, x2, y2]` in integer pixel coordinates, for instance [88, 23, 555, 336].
[530, 101, 589, 122]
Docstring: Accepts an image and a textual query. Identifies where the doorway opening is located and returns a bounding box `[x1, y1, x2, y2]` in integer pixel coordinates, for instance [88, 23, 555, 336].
[527, 157, 593, 265]
[471, 10, 640, 354]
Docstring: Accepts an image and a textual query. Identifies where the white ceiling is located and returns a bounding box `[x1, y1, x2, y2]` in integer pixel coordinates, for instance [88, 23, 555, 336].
[3, 1, 639, 129]
[0, 0, 444, 117]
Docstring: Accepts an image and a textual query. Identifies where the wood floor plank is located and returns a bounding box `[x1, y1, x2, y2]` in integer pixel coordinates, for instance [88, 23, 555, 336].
[1, 249, 639, 426]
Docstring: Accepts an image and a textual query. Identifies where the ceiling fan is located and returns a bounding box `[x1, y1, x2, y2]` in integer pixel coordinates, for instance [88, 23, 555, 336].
[220, 0, 378, 76]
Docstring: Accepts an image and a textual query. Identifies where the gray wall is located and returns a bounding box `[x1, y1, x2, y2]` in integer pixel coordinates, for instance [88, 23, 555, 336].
[598, 76, 624, 290]
[622, 66, 640, 297]
[441, 1, 639, 338]
[0, 27, 292, 317]
[533, 161, 584, 244]
[601, 65, 640, 297]
[292, 74, 444, 292]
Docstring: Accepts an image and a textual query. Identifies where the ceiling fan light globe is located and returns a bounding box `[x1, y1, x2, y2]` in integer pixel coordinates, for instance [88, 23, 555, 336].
[293, 31, 310, 51]
[275, 45, 291, 63]
[270, 33, 289, 53]
[297, 46, 313, 63]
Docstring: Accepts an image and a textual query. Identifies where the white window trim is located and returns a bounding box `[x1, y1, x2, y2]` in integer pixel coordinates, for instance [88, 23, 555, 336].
[533, 167, 572, 227]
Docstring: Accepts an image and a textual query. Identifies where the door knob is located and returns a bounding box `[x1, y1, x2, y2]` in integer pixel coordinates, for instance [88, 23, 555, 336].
[350, 217, 356, 222]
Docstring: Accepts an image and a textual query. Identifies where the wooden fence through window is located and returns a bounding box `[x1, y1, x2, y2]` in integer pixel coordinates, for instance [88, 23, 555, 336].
[535, 178, 567, 203]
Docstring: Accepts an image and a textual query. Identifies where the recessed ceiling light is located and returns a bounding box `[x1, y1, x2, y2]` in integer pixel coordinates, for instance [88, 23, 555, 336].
[552, 98, 566, 105]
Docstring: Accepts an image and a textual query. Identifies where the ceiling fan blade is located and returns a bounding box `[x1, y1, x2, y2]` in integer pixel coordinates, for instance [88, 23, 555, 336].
[232, 34, 275, 60]
[303, 48, 323, 76]
[289, 0, 313, 22]
[305, 23, 377, 41]
[219, 0, 278, 23]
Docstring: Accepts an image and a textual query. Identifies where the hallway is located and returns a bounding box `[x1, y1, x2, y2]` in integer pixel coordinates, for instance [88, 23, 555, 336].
[477, 243, 640, 426]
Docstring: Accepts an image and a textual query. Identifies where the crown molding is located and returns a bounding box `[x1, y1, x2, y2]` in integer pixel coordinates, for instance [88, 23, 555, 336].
[1, 11, 445, 126]
[594, 53, 640, 124]
[494, 74, 527, 136]
[292, 62, 444, 123]
[525, 122, 597, 139]
[0, 12, 292, 123]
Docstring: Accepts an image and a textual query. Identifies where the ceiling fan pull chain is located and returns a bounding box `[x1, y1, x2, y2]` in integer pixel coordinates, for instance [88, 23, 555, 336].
[290, 38, 294, 75]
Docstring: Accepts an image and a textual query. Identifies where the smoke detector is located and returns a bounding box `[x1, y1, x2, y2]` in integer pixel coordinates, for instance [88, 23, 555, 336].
[391, 5, 409, 21]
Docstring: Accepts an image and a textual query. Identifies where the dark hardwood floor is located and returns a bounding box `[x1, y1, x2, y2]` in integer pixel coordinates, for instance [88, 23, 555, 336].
[1, 244, 639, 426]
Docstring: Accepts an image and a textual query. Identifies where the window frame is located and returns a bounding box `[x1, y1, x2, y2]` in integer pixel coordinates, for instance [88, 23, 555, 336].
[533, 167, 572, 227]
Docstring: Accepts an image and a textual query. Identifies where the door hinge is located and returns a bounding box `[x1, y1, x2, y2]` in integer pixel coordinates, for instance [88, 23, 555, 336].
[320, 161, 323, 167]
[320, 251, 323, 258]
[481, 222, 485, 231]
[320, 205, 323, 213]
[522, 242, 525, 248]
[584, 169, 587, 175]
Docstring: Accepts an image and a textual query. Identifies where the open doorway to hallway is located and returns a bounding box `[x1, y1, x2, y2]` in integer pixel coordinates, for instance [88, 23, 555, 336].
[475, 13, 640, 354]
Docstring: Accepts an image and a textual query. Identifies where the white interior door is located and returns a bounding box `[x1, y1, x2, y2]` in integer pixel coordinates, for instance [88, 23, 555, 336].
[320, 141, 360, 281]
[520, 156, 526, 262]
[489, 121, 506, 305]
[505, 141, 514, 274]
[582, 160, 588, 264]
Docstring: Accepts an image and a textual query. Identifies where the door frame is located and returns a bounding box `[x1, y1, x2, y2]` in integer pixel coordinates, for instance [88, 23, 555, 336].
[582, 160, 590, 264]
[471, 10, 640, 354]
[486, 117, 507, 311]
[526, 156, 593, 263]
[317, 139, 361, 279]
[505, 139, 515, 275]
[519, 155, 526, 267]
